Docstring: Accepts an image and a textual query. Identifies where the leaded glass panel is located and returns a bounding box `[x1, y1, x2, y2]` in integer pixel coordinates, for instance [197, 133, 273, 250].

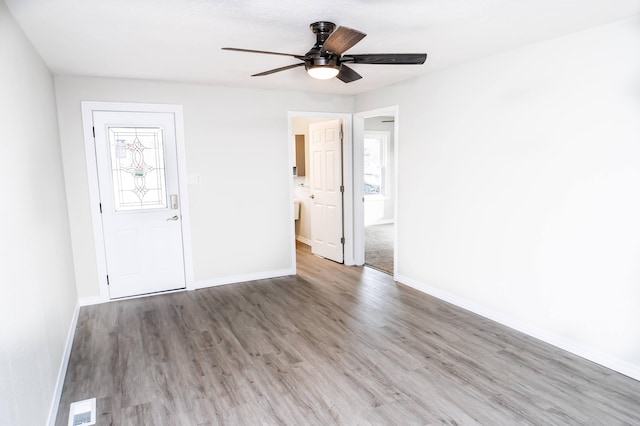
[108, 127, 167, 211]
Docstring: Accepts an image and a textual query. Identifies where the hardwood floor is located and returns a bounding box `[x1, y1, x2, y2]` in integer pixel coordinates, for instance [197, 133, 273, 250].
[56, 242, 640, 425]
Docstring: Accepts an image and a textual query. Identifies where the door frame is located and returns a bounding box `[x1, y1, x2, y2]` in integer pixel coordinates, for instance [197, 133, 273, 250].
[81, 101, 194, 302]
[353, 105, 399, 274]
[287, 111, 355, 266]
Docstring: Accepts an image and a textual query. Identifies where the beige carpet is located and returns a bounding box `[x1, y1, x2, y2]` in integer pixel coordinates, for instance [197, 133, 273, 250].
[365, 223, 394, 275]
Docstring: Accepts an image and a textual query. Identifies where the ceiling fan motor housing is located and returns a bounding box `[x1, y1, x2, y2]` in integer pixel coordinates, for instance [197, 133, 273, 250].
[304, 55, 340, 71]
[306, 21, 341, 71]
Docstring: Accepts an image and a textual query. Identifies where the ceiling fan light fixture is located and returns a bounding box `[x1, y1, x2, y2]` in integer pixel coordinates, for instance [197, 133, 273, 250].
[307, 65, 340, 80]
[224, 21, 427, 84]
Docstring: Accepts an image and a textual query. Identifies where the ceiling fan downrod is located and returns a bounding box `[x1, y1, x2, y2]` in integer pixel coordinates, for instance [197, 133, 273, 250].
[309, 21, 336, 49]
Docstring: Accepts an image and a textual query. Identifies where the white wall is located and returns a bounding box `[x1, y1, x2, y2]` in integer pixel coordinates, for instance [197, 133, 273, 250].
[54, 76, 353, 298]
[0, 1, 78, 424]
[355, 16, 640, 378]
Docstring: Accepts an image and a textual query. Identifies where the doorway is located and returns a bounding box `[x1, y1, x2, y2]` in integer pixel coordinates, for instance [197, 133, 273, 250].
[363, 120, 395, 274]
[354, 106, 399, 276]
[82, 102, 193, 301]
[288, 112, 354, 268]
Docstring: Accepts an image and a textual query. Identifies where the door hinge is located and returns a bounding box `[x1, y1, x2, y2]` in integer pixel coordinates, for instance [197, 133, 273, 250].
[340, 237, 345, 245]
[106, 275, 110, 286]
[92, 127, 95, 138]
[340, 185, 344, 193]
[99, 203, 102, 213]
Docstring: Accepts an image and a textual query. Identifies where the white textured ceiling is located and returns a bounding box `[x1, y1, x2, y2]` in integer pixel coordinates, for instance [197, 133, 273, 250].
[5, 0, 640, 95]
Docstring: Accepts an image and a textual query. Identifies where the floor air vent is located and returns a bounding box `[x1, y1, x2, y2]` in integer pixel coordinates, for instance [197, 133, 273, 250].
[68, 398, 96, 426]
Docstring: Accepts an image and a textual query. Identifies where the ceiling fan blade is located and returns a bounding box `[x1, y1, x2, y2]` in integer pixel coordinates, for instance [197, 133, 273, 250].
[345, 53, 427, 65]
[336, 65, 362, 83]
[252, 63, 305, 77]
[323, 26, 366, 55]
[222, 47, 305, 60]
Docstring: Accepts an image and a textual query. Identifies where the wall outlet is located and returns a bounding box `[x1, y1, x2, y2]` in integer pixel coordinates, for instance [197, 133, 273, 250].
[188, 174, 202, 185]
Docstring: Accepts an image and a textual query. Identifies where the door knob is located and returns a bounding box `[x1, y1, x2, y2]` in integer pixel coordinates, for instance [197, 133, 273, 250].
[310, 194, 315, 199]
[166, 215, 179, 221]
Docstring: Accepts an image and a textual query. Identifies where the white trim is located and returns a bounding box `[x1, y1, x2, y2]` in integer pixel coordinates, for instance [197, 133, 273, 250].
[78, 297, 104, 307]
[366, 219, 395, 226]
[287, 111, 354, 266]
[173, 107, 195, 291]
[296, 235, 312, 246]
[353, 106, 399, 274]
[191, 268, 296, 290]
[286, 115, 297, 276]
[81, 106, 109, 302]
[81, 102, 193, 302]
[396, 274, 640, 382]
[363, 194, 391, 202]
[108, 288, 186, 301]
[47, 303, 80, 426]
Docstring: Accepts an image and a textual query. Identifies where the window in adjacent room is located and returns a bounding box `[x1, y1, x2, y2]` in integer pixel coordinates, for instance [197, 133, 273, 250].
[363, 131, 390, 198]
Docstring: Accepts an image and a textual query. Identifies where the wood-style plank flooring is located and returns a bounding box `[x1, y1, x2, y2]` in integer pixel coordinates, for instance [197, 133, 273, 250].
[55, 242, 640, 425]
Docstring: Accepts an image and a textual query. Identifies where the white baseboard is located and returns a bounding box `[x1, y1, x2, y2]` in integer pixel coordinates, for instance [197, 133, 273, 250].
[296, 236, 311, 246]
[365, 219, 394, 226]
[78, 296, 104, 306]
[395, 274, 640, 382]
[191, 268, 296, 290]
[47, 302, 80, 426]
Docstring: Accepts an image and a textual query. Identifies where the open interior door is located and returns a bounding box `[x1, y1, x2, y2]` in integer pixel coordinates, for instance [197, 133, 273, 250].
[309, 119, 344, 263]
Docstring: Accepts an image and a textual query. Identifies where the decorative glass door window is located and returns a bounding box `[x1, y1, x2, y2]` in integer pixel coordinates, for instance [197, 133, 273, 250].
[108, 127, 167, 211]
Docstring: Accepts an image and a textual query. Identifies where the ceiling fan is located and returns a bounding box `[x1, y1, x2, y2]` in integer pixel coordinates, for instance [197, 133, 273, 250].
[222, 21, 427, 83]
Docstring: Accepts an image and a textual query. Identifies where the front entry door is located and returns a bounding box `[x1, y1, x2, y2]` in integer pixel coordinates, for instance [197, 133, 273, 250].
[309, 119, 344, 263]
[92, 110, 186, 298]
